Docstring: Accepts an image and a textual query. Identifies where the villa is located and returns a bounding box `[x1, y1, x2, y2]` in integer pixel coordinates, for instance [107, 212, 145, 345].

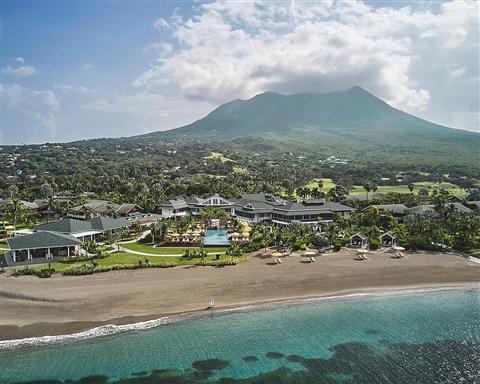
[68, 199, 143, 220]
[156, 193, 354, 229]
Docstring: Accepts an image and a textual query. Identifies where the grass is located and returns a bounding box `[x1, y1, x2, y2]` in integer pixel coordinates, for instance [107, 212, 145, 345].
[233, 167, 247, 174]
[121, 242, 228, 255]
[303, 178, 468, 197]
[31, 251, 245, 273]
[204, 152, 235, 163]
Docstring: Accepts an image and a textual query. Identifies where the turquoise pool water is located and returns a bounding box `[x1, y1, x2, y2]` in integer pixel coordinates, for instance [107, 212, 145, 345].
[1, 287, 479, 383]
[204, 229, 230, 246]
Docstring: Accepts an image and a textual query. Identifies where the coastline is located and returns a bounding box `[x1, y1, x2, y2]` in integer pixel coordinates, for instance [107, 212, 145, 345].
[1, 249, 479, 342]
[1, 282, 477, 347]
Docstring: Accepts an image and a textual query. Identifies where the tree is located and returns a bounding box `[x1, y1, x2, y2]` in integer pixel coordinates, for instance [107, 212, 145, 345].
[226, 243, 242, 261]
[363, 182, 373, 201]
[5, 198, 28, 231]
[45, 196, 58, 223]
[40, 183, 54, 199]
[408, 183, 415, 194]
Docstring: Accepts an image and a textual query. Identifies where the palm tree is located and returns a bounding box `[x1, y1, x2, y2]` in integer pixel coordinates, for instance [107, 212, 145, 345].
[363, 182, 372, 201]
[45, 196, 57, 223]
[5, 198, 26, 231]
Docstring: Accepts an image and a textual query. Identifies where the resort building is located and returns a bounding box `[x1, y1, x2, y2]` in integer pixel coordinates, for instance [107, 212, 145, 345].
[410, 203, 472, 217]
[157, 193, 354, 228]
[0, 198, 39, 218]
[68, 199, 142, 220]
[231, 194, 354, 227]
[36, 217, 131, 241]
[5, 231, 82, 263]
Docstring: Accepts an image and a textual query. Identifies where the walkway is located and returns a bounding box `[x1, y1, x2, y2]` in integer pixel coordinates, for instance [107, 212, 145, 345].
[116, 244, 226, 258]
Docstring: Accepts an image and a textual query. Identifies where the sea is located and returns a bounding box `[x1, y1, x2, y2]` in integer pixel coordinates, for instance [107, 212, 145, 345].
[0, 286, 479, 384]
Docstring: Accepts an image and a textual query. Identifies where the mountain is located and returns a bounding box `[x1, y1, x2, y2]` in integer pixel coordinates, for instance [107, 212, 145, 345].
[141, 86, 478, 162]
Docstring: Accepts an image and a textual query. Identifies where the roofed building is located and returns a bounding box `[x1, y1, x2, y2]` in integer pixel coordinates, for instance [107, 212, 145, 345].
[363, 204, 409, 217]
[5, 231, 82, 263]
[68, 199, 142, 220]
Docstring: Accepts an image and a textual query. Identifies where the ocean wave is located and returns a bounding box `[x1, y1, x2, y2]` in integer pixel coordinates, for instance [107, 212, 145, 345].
[1, 284, 476, 350]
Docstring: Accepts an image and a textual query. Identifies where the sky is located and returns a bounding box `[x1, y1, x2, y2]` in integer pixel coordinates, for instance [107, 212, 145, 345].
[0, 0, 478, 145]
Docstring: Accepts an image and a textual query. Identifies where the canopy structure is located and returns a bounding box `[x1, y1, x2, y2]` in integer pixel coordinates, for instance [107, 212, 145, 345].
[6, 231, 82, 262]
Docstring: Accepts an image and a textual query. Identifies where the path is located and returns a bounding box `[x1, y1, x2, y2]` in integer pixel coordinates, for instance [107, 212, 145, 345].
[116, 244, 226, 257]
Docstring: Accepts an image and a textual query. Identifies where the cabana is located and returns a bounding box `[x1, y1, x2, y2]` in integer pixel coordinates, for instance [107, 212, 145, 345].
[349, 233, 368, 248]
[379, 232, 397, 247]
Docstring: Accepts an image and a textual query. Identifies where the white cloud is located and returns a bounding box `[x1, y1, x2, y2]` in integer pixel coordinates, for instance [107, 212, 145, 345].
[56, 84, 95, 95]
[134, 0, 478, 122]
[2, 62, 37, 77]
[1, 83, 60, 140]
[154, 17, 170, 30]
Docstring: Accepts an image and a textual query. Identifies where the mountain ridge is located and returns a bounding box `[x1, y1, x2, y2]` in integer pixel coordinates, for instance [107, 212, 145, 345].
[137, 86, 478, 162]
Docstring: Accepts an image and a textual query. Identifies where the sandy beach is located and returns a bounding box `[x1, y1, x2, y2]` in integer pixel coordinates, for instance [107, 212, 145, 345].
[1, 249, 478, 341]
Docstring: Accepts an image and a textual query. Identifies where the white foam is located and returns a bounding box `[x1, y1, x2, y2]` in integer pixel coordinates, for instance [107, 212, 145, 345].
[1, 284, 476, 350]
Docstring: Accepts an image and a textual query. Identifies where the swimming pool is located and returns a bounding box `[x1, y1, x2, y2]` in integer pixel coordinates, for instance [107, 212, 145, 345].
[204, 229, 230, 246]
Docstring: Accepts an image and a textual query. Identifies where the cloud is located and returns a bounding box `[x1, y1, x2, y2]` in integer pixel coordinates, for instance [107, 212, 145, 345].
[154, 17, 170, 30]
[83, 92, 213, 133]
[56, 84, 95, 95]
[79, 64, 94, 71]
[134, 0, 478, 119]
[1, 83, 60, 141]
[2, 59, 37, 77]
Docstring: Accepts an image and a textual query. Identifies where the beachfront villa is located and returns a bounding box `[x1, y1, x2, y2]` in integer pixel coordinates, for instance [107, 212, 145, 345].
[156, 193, 354, 229]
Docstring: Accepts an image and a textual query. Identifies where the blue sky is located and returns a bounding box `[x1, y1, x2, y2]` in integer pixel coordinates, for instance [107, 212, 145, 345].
[1, 0, 478, 144]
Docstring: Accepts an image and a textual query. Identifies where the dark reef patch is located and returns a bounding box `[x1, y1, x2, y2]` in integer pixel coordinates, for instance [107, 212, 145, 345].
[14, 340, 480, 384]
[242, 356, 259, 362]
[192, 358, 229, 372]
[265, 351, 284, 359]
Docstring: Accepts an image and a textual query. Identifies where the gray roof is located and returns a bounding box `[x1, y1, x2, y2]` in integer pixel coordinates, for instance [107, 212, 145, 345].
[364, 204, 409, 214]
[466, 201, 480, 209]
[6, 231, 82, 250]
[36, 218, 93, 234]
[156, 199, 189, 209]
[410, 205, 435, 216]
[232, 194, 354, 215]
[116, 203, 142, 215]
[88, 216, 130, 231]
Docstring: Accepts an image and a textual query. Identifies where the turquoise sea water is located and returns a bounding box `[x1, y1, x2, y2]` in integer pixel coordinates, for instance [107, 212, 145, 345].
[0, 287, 479, 383]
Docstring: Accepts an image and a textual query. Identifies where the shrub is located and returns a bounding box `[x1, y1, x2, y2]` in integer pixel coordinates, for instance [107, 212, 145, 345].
[14, 265, 55, 278]
[333, 239, 343, 252]
[193, 259, 238, 267]
[62, 261, 177, 276]
[369, 238, 380, 250]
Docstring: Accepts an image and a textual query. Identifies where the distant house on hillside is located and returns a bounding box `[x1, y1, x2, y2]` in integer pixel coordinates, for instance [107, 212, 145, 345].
[0, 198, 39, 218]
[410, 203, 472, 217]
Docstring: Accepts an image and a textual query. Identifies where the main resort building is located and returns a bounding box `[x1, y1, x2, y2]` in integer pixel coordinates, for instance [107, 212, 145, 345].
[157, 193, 354, 228]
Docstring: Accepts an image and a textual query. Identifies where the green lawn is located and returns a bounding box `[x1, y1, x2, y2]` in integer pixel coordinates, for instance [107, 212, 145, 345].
[32, 251, 245, 273]
[303, 178, 468, 197]
[121, 242, 228, 255]
[204, 152, 235, 163]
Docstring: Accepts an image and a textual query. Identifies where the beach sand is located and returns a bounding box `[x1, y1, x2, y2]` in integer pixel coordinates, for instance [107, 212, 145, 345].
[1, 249, 478, 340]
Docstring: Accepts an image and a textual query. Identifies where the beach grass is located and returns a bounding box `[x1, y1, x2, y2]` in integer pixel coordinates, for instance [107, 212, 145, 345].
[121, 242, 228, 255]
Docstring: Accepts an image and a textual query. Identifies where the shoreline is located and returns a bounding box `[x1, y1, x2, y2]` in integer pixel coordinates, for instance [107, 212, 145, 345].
[1, 249, 478, 342]
[1, 282, 477, 345]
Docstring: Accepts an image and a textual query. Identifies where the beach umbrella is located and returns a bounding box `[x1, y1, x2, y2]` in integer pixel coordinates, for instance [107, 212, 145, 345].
[230, 232, 240, 237]
[303, 250, 317, 256]
[242, 232, 250, 238]
[356, 248, 369, 254]
[393, 246, 405, 251]
[271, 251, 282, 258]
[170, 232, 180, 237]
